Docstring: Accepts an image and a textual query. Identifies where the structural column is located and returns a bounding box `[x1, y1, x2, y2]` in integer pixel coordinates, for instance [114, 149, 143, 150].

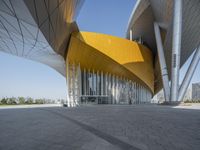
[87, 69, 90, 96]
[116, 76, 119, 103]
[92, 69, 95, 95]
[77, 63, 82, 104]
[154, 22, 170, 102]
[112, 75, 115, 103]
[129, 30, 133, 41]
[108, 73, 111, 103]
[83, 69, 86, 95]
[96, 71, 99, 96]
[171, 0, 182, 101]
[71, 63, 75, 106]
[178, 47, 200, 101]
[101, 71, 104, 96]
[66, 59, 70, 106]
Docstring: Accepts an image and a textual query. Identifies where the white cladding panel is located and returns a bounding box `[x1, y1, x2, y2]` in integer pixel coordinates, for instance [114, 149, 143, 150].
[127, 0, 200, 74]
[0, 0, 84, 76]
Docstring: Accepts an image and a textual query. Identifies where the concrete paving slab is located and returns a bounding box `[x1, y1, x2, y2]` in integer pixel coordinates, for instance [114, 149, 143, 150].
[0, 105, 199, 150]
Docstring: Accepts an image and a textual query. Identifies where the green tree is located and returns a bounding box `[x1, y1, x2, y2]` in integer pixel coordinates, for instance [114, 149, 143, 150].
[25, 97, 34, 104]
[7, 97, 17, 105]
[35, 99, 44, 104]
[18, 97, 25, 104]
[0, 98, 7, 104]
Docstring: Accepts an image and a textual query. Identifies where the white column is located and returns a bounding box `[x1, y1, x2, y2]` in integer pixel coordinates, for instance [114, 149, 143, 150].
[96, 71, 99, 96]
[135, 83, 137, 104]
[134, 83, 136, 103]
[89, 69, 92, 96]
[101, 71, 104, 96]
[137, 84, 139, 104]
[139, 84, 141, 104]
[66, 59, 70, 106]
[141, 86, 142, 103]
[116, 76, 119, 104]
[178, 47, 200, 101]
[112, 75, 115, 103]
[72, 63, 76, 107]
[130, 30, 133, 41]
[105, 73, 108, 96]
[108, 73, 111, 103]
[77, 63, 82, 105]
[105, 73, 108, 95]
[137, 83, 139, 104]
[83, 68, 86, 95]
[87, 69, 90, 96]
[115, 76, 117, 103]
[154, 22, 170, 102]
[139, 85, 141, 104]
[92, 69, 95, 95]
[171, 0, 183, 102]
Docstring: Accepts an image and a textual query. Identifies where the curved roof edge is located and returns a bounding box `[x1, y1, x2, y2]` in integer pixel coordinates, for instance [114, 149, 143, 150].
[126, 0, 150, 38]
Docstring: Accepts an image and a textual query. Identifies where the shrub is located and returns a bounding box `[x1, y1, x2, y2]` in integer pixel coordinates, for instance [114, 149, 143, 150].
[0, 98, 7, 104]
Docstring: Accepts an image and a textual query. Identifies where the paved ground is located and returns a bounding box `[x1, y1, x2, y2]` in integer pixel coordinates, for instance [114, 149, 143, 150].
[0, 105, 199, 150]
[0, 104, 61, 109]
[173, 103, 200, 110]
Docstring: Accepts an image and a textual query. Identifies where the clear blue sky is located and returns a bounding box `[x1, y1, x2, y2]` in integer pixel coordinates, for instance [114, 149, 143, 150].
[0, 0, 199, 99]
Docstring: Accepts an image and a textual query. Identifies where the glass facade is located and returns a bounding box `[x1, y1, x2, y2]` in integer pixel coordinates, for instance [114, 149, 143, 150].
[66, 62, 152, 107]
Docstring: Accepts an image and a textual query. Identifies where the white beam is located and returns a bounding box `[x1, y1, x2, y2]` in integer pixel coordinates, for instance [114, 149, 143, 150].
[178, 47, 200, 101]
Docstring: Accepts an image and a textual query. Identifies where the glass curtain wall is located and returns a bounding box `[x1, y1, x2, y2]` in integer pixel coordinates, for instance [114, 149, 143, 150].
[66, 62, 152, 106]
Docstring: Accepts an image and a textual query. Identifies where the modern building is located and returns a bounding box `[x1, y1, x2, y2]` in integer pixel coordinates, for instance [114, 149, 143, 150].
[0, 0, 200, 107]
[192, 82, 200, 100]
[183, 88, 192, 101]
[127, 0, 200, 103]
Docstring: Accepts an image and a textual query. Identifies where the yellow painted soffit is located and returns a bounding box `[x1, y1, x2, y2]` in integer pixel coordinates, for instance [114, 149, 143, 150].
[68, 32, 154, 93]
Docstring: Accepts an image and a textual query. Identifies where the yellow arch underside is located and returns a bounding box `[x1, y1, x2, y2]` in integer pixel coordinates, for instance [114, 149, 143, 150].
[67, 31, 154, 93]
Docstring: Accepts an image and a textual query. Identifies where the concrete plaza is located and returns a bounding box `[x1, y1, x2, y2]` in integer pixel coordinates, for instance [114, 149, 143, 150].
[0, 105, 199, 150]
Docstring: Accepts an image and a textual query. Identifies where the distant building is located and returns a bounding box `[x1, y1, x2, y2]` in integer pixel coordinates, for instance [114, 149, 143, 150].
[192, 82, 200, 100]
[183, 88, 192, 101]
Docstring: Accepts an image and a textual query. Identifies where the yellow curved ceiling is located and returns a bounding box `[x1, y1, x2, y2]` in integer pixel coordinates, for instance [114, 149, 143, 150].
[67, 32, 154, 93]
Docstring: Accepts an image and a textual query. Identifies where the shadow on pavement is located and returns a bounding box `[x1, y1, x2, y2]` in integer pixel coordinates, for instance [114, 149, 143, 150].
[41, 108, 141, 150]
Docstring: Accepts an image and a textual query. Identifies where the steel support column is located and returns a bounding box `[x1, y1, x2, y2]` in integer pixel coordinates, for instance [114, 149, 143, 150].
[171, 0, 182, 101]
[112, 75, 115, 103]
[66, 59, 70, 106]
[96, 71, 100, 95]
[83, 69, 86, 95]
[72, 63, 76, 107]
[101, 71, 103, 96]
[129, 30, 132, 41]
[154, 22, 170, 102]
[178, 47, 200, 101]
[78, 63, 82, 104]
[92, 69, 95, 95]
